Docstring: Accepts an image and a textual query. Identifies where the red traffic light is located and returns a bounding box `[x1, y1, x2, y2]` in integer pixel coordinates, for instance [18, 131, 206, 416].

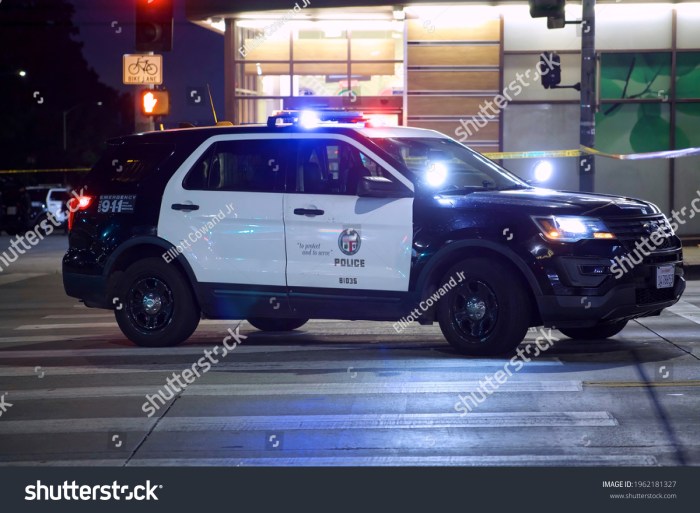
[140, 90, 169, 116]
[135, 0, 173, 52]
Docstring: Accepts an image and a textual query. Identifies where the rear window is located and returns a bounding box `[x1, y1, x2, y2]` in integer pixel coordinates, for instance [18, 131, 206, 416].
[87, 143, 174, 186]
[49, 190, 70, 202]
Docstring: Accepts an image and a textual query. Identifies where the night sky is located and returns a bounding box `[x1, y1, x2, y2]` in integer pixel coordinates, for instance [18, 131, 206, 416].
[70, 0, 225, 127]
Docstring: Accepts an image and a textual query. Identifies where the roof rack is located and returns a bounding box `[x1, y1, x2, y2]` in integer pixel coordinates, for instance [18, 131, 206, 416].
[267, 109, 366, 128]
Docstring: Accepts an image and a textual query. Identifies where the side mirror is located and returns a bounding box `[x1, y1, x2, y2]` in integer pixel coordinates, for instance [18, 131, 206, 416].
[358, 176, 412, 198]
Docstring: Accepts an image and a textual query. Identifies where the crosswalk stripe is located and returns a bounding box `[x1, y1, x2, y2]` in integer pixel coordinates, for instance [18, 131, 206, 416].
[0, 273, 46, 286]
[0, 345, 352, 357]
[0, 335, 95, 345]
[15, 322, 118, 330]
[0, 455, 658, 467]
[0, 358, 563, 377]
[8, 380, 582, 400]
[0, 411, 618, 434]
[14, 320, 244, 330]
[43, 313, 114, 319]
[127, 455, 657, 467]
[154, 412, 619, 430]
[668, 300, 700, 325]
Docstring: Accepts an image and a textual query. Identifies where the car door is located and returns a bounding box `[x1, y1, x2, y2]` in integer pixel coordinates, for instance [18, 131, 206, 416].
[159, 135, 289, 288]
[283, 134, 414, 294]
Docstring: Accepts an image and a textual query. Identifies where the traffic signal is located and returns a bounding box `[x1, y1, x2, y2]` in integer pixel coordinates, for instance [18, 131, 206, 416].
[140, 90, 170, 116]
[540, 52, 562, 89]
[135, 0, 173, 52]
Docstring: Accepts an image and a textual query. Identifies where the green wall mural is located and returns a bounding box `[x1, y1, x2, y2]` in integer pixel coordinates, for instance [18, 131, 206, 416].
[596, 51, 700, 154]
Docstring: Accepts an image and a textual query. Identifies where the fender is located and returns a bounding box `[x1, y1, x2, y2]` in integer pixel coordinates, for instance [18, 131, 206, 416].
[102, 235, 204, 307]
[414, 239, 544, 300]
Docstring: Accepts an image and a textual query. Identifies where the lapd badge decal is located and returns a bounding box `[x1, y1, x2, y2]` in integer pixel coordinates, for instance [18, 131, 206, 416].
[338, 228, 361, 256]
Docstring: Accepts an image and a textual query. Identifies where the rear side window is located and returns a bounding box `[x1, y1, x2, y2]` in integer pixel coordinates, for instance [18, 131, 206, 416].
[183, 139, 287, 193]
[87, 143, 174, 186]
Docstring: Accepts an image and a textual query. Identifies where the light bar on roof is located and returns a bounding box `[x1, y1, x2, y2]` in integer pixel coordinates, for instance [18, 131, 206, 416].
[267, 109, 367, 128]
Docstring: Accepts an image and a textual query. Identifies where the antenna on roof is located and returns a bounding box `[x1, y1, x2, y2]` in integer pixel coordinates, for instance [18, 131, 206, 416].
[207, 84, 218, 124]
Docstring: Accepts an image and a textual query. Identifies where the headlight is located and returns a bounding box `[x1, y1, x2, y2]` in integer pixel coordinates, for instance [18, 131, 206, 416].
[532, 216, 616, 243]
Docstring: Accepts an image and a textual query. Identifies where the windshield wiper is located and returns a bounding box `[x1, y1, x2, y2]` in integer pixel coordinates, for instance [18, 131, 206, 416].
[496, 184, 531, 191]
[434, 185, 484, 195]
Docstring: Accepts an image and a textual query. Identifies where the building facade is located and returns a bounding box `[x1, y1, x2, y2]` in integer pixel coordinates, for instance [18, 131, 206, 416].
[186, 1, 700, 236]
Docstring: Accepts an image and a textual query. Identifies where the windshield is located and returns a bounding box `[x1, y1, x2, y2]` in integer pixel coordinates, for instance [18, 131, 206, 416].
[372, 137, 529, 194]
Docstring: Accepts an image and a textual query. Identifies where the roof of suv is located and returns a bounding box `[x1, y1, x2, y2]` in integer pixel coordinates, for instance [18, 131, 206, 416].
[112, 123, 446, 147]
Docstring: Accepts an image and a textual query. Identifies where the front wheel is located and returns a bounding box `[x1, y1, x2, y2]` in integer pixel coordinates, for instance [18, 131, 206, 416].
[247, 318, 308, 332]
[115, 258, 200, 347]
[437, 258, 530, 356]
[559, 320, 628, 340]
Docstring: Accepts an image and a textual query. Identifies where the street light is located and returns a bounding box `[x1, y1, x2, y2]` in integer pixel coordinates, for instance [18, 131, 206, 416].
[62, 101, 103, 152]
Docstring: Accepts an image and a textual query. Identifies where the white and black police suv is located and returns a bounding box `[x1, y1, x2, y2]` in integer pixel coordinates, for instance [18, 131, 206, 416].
[63, 110, 685, 355]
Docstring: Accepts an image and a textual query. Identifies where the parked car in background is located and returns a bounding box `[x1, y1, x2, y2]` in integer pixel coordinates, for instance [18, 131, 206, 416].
[25, 185, 70, 233]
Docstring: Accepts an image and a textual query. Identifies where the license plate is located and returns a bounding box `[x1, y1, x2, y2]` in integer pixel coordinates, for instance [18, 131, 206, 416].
[6, 206, 16, 215]
[656, 265, 674, 289]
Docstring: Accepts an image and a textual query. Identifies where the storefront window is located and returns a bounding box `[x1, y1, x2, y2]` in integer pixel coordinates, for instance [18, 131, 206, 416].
[232, 18, 404, 124]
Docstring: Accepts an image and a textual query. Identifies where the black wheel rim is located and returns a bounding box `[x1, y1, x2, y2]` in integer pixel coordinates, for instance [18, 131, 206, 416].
[126, 276, 174, 332]
[450, 278, 499, 343]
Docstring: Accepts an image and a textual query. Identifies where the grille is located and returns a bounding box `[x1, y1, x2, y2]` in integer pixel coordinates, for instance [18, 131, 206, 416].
[636, 287, 676, 305]
[604, 215, 677, 251]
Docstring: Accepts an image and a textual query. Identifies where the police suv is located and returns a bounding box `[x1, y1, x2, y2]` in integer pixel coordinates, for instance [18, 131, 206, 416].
[63, 110, 686, 355]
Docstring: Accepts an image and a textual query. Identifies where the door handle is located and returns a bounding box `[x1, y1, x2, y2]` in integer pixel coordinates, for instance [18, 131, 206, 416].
[171, 203, 200, 212]
[294, 208, 324, 216]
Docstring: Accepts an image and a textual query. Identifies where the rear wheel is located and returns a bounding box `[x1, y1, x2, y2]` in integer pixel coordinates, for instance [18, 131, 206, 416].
[247, 318, 308, 332]
[437, 258, 530, 356]
[115, 258, 200, 347]
[559, 320, 628, 340]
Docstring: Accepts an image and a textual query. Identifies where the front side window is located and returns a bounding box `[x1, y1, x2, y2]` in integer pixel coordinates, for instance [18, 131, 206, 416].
[371, 137, 529, 194]
[184, 139, 287, 192]
[293, 139, 397, 195]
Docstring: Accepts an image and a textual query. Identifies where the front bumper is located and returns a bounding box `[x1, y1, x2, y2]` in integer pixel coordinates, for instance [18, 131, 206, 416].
[537, 272, 685, 328]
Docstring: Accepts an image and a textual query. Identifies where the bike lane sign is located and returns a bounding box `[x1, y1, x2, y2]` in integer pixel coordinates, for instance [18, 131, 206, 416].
[123, 54, 163, 85]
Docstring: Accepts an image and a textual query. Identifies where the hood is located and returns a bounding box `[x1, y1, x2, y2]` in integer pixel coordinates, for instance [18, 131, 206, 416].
[434, 187, 660, 217]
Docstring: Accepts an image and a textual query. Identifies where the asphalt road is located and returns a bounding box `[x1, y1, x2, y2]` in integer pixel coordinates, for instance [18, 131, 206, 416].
[0, 236, 698, 466]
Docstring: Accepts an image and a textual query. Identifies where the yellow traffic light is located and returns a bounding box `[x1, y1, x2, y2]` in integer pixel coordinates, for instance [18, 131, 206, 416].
[141, 90, 169, 116]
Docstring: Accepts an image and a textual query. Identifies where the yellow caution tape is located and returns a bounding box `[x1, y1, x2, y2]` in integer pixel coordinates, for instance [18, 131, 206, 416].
[0, 168, 90, 175]
[580, 145, 700, 160]
[484, 146, 700, 160]
[483, 149, 582, 159]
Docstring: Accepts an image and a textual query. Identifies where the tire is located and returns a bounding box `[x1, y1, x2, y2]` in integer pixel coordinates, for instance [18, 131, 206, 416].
[114, 258, 200, 347]
[247, 318, 308, 332]
[437, 258, 530, 356]
[559, 320, 628, 340]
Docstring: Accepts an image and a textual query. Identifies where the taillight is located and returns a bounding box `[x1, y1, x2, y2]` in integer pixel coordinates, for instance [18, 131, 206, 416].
[67, 195, 93, 231]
